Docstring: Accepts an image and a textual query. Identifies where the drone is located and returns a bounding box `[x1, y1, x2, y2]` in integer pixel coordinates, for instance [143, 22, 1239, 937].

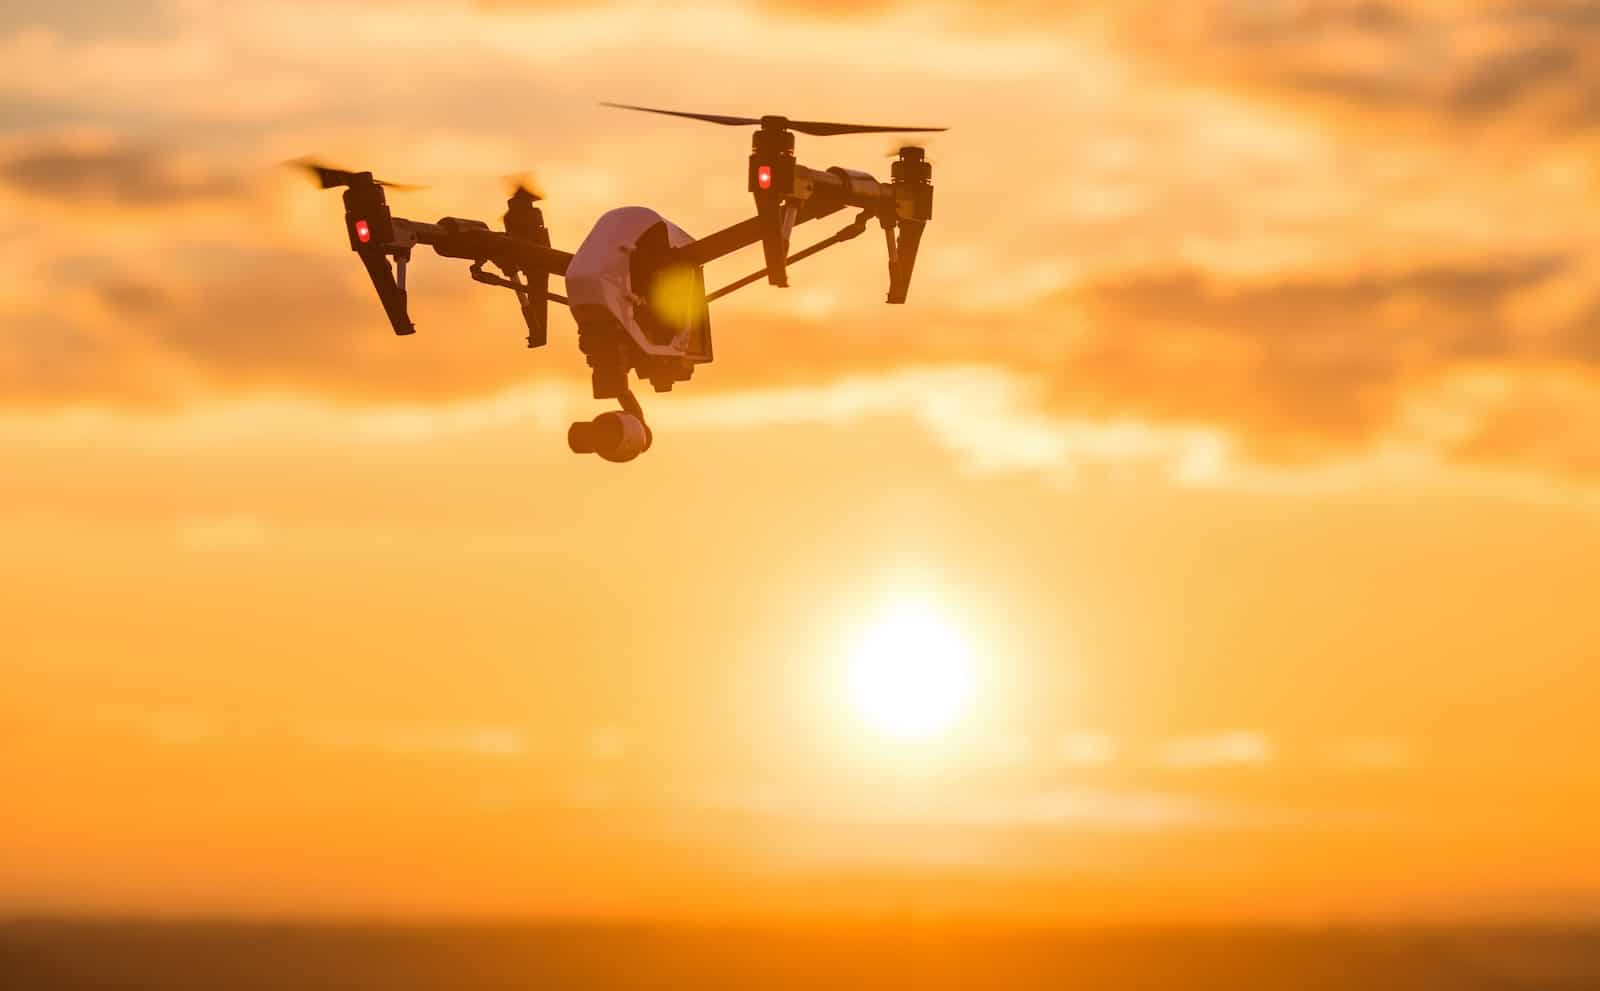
[300, 103, 942, 462]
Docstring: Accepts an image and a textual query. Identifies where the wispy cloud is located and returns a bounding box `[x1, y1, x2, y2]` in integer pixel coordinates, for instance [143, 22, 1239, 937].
[5, 0, 1600, 497]
[1158, 731, 1275, 769]
[304, 724, 529, 758]
[1055, 732, 1119, 767]
[662, 365, 1234, 480]
[0, 138, 241, 206]
[688, 781, 1246, 831]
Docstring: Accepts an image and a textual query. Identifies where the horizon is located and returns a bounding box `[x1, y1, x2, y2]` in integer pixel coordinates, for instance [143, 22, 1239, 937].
[8, 920, 1600, 990]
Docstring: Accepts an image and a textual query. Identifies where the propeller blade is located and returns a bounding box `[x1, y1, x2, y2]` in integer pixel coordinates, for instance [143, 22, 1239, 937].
[786, 120, 946, 137]
[287, 158, 425, 191]
[291, 158, 356, 188]
[600, 102, 760, 127]
[601, 103, 946, 136]
[502, 172, 546, 203]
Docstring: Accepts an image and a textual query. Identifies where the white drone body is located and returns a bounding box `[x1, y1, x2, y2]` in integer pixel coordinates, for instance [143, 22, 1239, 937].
[566, 206, 712, 364]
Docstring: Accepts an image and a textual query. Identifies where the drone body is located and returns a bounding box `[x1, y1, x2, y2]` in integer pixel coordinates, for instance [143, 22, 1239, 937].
[304, 105, 941, 462]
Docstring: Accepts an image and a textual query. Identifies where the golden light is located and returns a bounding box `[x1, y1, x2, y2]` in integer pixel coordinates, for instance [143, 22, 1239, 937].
[846, 603, 975, 740]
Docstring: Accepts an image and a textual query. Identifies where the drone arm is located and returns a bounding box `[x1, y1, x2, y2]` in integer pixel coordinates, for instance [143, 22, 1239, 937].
[676, 154, 932, 302]
[432, 232, 573, 278]
[674, 215, 763, 268]
[673, 197, 847, 269]
[705, 210, 873, 303]
[332, 172, 572, 342]
[801, 159, 932, 303]
[392, 219, 573, 276]
[744, 164, 882, 285]
[469, 261, 570, 305]
[373, 216, 574, 348]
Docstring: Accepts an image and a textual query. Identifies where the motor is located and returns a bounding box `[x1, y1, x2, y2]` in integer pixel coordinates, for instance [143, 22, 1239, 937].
[568, 411, 653, 463]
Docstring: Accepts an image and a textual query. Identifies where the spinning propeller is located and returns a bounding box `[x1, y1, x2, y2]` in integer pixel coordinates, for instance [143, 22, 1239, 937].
[601, 102, 945, 136]
[289, 158, 426, 192]
[502, 172, 546, 204]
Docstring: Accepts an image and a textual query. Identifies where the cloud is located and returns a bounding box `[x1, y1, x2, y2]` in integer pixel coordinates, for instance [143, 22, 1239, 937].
[1442, 368, 1600, 481]
[672, 248, 1600, 487]
[0, 1, 180, 42]
[711, 256, 1600, 486]
[1056, 732, 1119, 767]
[0, 141, 241, 206]
[306, 724, 529, 757]
[3, 0, 1600, 496]
[659, 365, 1233, 479]
[0, 237, 547, 407]
[1097, 1, 1600, 142]
[632, 0, 1600, 144]
[1158, 731, 1275, 769]
[689, 781, 1245, 831]
[1037, 257, 1589, 461]
[473, 0, 901, 19]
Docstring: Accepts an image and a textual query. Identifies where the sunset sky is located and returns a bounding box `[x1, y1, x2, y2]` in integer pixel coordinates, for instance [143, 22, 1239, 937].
[4, 0, 1600, 925]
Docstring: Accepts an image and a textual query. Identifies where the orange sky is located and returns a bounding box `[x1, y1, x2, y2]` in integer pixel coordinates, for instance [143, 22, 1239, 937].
[3, 0, 1600, 924]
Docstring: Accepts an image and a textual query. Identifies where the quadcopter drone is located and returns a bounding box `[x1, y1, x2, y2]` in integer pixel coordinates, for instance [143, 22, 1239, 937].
[301, 103, 941, 462]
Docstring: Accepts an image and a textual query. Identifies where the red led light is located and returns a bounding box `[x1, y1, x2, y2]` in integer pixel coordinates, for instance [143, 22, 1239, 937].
[757, 165, 772, 191]
[355, 219, 371, 243]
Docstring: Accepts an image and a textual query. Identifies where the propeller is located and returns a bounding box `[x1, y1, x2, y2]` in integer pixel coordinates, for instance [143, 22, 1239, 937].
[501, 172, 546, 204]
[601, 102, 946, 136]
[288, 157, 426, 191]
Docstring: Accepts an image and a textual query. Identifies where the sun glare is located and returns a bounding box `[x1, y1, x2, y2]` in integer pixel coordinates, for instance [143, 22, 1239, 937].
[847, 603, 975, 740]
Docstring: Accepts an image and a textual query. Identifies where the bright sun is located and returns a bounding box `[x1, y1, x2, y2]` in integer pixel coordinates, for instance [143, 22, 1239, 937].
[847, 603, 975, 740]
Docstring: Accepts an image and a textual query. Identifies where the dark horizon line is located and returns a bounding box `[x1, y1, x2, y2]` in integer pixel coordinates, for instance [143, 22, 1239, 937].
[6, 913, 1600, 933]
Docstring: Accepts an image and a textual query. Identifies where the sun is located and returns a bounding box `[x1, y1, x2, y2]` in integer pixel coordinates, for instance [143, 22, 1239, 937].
[847, 603, 975, 740]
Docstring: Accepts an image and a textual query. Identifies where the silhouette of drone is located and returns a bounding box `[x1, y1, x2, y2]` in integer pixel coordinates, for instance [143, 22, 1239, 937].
[299, 103, 943, 462]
